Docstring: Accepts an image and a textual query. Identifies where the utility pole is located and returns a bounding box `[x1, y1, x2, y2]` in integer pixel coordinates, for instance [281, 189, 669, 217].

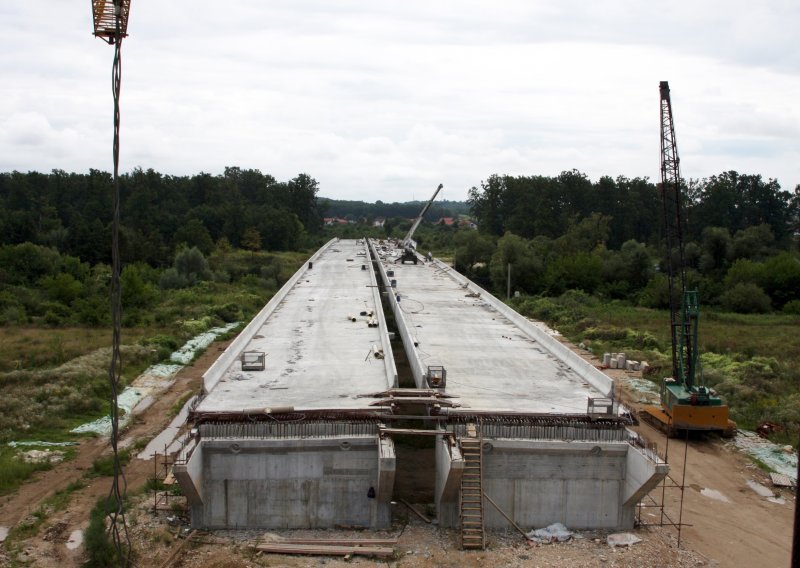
[507, 263, 511, 300]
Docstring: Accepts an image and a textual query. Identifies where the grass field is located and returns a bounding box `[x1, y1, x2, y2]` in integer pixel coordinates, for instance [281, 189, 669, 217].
[512, 292, 800, 439]
[0, 327, 156, 373]
[0, 249, 309, 495]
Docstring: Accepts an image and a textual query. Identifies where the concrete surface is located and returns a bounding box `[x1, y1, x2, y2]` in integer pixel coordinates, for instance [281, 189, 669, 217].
[196, 437, 391, 529]
[196, 239, 395, 414]
[372, 242, 610, 414]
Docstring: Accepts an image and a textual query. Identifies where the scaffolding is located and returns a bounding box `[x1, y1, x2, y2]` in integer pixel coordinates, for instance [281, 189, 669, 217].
[149, 444, 186, 516]
[635, 424, 689, 546]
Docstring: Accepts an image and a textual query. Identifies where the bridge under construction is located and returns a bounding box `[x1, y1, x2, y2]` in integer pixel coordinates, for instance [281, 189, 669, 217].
[174, 238, 667, 547]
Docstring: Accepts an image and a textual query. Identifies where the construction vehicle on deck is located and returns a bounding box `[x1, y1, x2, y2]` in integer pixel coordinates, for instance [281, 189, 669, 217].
[639, 82, 736, 438]
[397, 183, 443, 264]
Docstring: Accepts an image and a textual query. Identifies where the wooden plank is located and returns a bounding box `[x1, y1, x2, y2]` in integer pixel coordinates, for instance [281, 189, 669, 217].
[399, 499, 432, 523]
[275, 537, 398, 546]
[254, 543, 394, 557]
[159, 529, 197, 568]
[379, 428, 452, 436]
[483, 492, 529, 541]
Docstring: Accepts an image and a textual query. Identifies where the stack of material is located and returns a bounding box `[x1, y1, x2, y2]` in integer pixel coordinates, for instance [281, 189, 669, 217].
[253, 536, 397, 558]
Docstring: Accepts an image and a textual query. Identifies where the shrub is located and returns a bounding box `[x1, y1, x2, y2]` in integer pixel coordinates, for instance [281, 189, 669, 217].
[40, 273, 84, 305]
[158, 267, 189, 290]
[0, 305, 26, 325]
[84, 498, 118, 567]
[760, 252, 800, 308]
[583, 327, 629, 341]
[121, 264, 158, 308]
[174, 246, 212, 283]
[214, 302, 241, 322]
[782, 300, 800, 315]
[719, 283, 772, 314]
[638, 273, 670, 309]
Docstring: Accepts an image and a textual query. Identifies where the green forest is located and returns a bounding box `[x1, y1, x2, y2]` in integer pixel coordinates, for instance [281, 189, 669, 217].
[1, 166, 799, 456]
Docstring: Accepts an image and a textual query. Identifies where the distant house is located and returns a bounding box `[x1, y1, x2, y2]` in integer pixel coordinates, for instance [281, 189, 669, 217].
[324, 217, 349, 226]
[437, 217, 455, 226]
[373, 217, 386, 228]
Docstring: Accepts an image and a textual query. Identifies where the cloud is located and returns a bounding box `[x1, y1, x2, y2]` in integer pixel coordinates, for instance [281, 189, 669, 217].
[1, 1, 798, 199]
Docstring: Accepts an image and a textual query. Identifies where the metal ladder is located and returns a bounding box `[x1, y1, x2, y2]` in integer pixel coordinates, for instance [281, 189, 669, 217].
[460, 430, 485, 549]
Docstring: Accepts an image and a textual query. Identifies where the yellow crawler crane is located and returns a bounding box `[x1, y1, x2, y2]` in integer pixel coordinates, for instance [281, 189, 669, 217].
[639, 82, 735, 438]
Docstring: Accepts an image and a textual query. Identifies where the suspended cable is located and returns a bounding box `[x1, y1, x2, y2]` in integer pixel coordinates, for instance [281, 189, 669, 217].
[104, 2, 131, 564]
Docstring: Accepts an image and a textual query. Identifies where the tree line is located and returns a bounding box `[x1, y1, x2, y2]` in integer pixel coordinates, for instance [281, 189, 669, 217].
[320, 198, 468, 221]
[0, 167, 324, 267]
[2, 166, 800, 324]
[462, 170, 800, 313]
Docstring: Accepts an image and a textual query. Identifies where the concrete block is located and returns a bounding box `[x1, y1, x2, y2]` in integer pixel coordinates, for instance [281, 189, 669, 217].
[196, 437, 390, 530]
[435, 435, 463, 527]
[623, 445, 668, 508]
[376, 437, 396, 502]
[477, 440, 633, 530]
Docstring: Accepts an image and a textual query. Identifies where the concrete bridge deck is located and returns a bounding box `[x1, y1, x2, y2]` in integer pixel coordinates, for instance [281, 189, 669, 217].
[176, 238, 667, 533]
[195, 238, 397, 417]
[371, 240, 613, 415]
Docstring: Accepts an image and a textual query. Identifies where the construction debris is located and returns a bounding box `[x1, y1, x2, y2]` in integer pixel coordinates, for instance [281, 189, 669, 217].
[732, 430, 798, 483]
[770, 472, 795, 488]
[746, 479, 775, 498]
[526, 522, 573, 544]
[20, 449, 64, 464]
[607, 533, 642, 547]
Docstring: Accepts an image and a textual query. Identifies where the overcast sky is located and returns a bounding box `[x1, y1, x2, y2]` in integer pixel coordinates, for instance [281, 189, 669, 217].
[1, 1, 798, 201]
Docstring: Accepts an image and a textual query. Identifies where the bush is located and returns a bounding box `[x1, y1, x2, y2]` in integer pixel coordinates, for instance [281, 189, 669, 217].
[214, 302, 241, 322]
[760, 252, 800, 308]
[0, 304, 26, 325]
[142, 334, 178, 352]
[638, 273, 670, 309]
[174, 246, 212, 283]
[121, 264, 158, 308]
[583, 327, 628, 341]
[719, 283, 772, 314]
[782, 300, 800, 315]
[84, 498, 118, 567]
[158, 267, 189, 290]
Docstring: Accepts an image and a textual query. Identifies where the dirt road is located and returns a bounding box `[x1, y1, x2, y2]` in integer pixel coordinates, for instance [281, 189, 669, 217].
[636, 420, 794, 567]
[0, 340, 231, 566]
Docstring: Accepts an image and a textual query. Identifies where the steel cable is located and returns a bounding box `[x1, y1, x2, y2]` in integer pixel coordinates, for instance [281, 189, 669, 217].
[106, 3, 132, 565]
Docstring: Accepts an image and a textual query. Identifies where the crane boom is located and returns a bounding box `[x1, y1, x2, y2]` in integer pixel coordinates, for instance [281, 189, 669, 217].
[659, 81, 694, 387]
[402, 183, 444, 249]
[641, 82, 733, 437]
